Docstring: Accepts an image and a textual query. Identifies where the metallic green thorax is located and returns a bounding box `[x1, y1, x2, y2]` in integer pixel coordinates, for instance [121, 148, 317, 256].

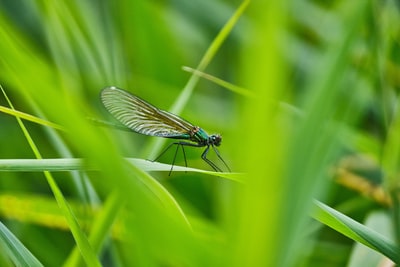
[170, 126, 220, 147]
[192, 127, 209, 143]
[171, 126, 208, 143]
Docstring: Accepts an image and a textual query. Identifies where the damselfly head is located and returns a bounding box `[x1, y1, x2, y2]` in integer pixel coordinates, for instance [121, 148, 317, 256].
[210, 134, 222, 146]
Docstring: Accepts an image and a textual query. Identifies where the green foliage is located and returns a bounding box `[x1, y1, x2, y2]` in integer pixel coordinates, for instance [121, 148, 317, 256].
[0, 0, 400, 266]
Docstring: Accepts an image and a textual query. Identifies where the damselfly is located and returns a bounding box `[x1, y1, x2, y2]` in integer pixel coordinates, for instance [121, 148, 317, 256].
[100, 86, 230, 174]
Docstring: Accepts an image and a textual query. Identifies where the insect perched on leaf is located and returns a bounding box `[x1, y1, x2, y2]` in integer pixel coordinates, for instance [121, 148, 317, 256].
[100, 86, 230, 174]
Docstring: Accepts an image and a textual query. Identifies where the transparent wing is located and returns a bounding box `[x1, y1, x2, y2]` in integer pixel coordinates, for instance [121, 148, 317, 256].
[100, 86, 194, 137]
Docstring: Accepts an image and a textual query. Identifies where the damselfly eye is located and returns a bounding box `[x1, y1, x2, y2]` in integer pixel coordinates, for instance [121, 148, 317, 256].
[211, 134, 222, 146]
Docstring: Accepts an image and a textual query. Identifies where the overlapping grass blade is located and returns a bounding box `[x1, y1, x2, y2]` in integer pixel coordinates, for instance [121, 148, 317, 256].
[313, 200, 399, 263]
[0, 105, 64, 130]
[147, 0, 250, 159]
[0, 5, 200, 264]
[0, 87, 101, 267]
[0, 221, 44, 267]
[63, 190, 124, 267]
[0, 158, 243, 182]
[182, 66, 255, 98]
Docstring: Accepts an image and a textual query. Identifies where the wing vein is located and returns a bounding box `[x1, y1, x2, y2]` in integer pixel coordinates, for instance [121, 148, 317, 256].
[100, 86, 194, 138]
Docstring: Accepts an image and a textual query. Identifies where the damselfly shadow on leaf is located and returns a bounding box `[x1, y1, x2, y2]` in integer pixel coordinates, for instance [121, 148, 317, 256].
[100, 86, 230, 175]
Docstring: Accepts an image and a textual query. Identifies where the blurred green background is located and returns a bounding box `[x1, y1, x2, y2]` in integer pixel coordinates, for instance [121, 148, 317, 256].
[0, 0, 399, 266]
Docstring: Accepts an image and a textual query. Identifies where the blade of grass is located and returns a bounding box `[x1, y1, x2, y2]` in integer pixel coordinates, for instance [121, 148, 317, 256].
[347, 211, 395, 267]
[0, 105, 64, 131]
[0, 86, 102, 267]
[181, 66, 304, 117]
[0, 193, 123, 237]
[0, 4, 207, 265]
[128, 163, 192, 228]
[0, 158, 85, 172]
[381, 76, 400, 246]
[147, 0, 250, 159]
[0, 220, 44, 267]
[275, 1, 370, 265]
[312, 200, 399, 263]
[182, 66, 255, 98]
[0, 158, 244, 182]
[63, 190, 124, 267]
[233, 0, 287, 265]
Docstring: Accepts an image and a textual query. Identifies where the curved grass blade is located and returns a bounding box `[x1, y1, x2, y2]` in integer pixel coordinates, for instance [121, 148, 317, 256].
[171, 0, 250, 114]
[347, 211, 395, 267]
[181, 67, 304, 118]
[0, 158, 243, 182]
[0, 220, 44, 267]
[0, 105, 64, 131]
[182, 66, 255, 98]
[63, 190, 124, 267]
[147, 0, 250, 158]
[0, 86, 102, 267]
[126, 162, 192, 229]
[312, 200, 399, 263]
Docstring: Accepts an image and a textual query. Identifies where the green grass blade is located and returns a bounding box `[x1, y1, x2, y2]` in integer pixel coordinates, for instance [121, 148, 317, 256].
[381, 75, 400, 245]
[312, 200, 399, 263]
[0, 87, 102, 267]
[147, 0, 250, 158]
[0, 158, 244, 182]
[182, 66, 255, 98]
[347, 211, 395, 267]
[0, 221, 44, 267]
[172, 0, 251, 115]
[181, 66, 303, 117]
[128, 163, 192, 228]
[0, 105, 64, 131]
[0, 158, 85, 172]
[63, 190, 124, 267]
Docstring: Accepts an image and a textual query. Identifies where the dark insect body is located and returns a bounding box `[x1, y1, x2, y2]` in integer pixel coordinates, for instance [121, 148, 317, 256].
[100, 86, 230, 174]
